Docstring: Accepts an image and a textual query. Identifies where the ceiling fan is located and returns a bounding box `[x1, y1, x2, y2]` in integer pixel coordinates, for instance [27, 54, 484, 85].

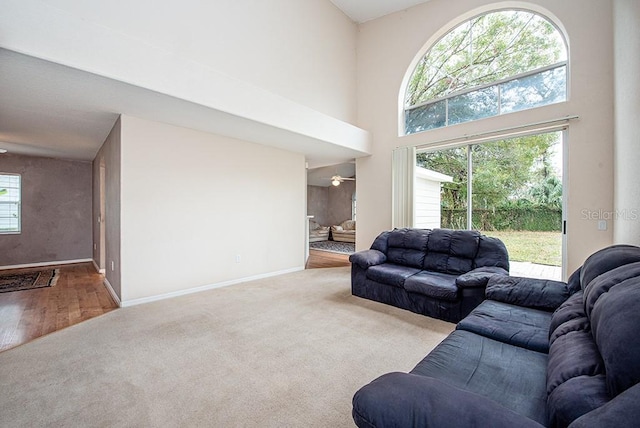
[329, 175, 355, 186]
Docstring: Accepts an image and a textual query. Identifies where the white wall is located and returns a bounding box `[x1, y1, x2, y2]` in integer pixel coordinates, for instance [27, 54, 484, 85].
[10, 0, 357, 125]
[356, 0, 615, 274]
[119, 116, 306, 303]
[614, 0, 640, 245]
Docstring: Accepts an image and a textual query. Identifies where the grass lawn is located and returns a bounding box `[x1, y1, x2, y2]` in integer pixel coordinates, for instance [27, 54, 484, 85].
[483, 230, 562, 266]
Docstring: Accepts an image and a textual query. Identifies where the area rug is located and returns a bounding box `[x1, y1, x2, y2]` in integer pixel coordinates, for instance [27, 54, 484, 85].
[309, 240, 355, 254]
[0, 269, 59, 293]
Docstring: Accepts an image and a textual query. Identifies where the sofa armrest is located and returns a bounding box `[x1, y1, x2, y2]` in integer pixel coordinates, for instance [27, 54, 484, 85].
[569, 383, 640, 428]
[353, 372, 544, 428]
[456, 266, 509, 288]
[486, 275, 570, 311]
[349, 250, 386, 269]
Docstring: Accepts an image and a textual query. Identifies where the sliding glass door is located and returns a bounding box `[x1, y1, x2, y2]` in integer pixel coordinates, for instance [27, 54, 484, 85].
[416, 131, 563, 280]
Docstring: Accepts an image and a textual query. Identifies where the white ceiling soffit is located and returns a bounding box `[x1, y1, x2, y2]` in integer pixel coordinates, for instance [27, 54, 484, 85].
[0, 49, 368, 166]
[330, 0, 432, 23]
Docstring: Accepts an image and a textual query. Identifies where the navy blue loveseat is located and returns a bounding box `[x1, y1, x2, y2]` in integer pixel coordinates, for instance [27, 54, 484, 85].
[350, 228, 509, 323]
[352, 244, 640, 428]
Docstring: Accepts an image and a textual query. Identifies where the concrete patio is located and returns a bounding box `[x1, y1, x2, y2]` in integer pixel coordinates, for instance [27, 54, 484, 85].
[510, 261, 562, 281]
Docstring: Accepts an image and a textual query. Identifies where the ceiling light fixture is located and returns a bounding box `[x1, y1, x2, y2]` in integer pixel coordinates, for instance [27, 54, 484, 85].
[331, 178, 341, 186]
[0, 149, 7, 154]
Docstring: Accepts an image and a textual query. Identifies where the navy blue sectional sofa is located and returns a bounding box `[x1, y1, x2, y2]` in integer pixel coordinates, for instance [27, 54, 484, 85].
[352, 244, 640, 428]
[349, 228, 509, 323]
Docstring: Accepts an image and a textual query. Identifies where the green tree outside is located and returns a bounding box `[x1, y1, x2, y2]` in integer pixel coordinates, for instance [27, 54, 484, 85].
[417, 132, 562, 232]
[406, 10, 566, 107]
[404, 11, 567, 134]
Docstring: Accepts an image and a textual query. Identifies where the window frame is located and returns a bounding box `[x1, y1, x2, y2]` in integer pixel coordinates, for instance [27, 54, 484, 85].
[402, 9, 568, 136]
[406, 61, 567, 113]
[0, 173, 22, 234]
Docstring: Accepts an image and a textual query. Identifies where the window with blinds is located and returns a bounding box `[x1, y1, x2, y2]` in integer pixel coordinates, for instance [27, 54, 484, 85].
[0, 174, 21, 233]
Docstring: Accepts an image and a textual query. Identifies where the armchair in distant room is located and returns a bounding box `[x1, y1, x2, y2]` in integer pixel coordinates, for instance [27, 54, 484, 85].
[309, 219, 330, 242]
[331, 220, 355, 243]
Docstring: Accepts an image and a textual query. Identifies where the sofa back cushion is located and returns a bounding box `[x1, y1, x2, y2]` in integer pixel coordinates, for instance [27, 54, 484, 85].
[370, 230, 391, 253]
[423, 229, 480, 274]
[579, 244, 640, 289]
[587, 264, 640, 397]
[547, 249, 640, 426]
[583, 261, 640, 318]
[547, 291, 608, 426]
[474, 235, 510, 271]
[341, 219, 356, 231]
[385, 228, 430, 269]
[371, 228, 509, 275]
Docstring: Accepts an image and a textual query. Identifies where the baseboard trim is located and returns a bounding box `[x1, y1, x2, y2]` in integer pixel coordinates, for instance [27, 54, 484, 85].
[120, 266, 304, 308]
[102, 276, 121, 307]
[0, 258, 93, 271]
[91, 259, 107, 275]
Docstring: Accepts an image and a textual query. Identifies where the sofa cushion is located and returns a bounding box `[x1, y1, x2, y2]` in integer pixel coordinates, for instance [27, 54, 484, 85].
[566, 267, 583, 294]
[569, 383, 640, 428]
[410, 330, 548, 425]
[546, 288, 610, 426]
[589, 273, 640, 397]
[549, 316, 590, 346]
[370, 230, 391, 253]
[547, 329, 604, 396]
[456, 266, 508, 288]
[486, 275, 570, 311]
[341, 219, 356, 231]
[547, 374, 609, 428]
[365, 263, 421, 288]
[549, 291, 584, 338]
[404, 271, 459, 301]
[386, 228, 430, 269]
[579, 244, 640, 289]
[474, 235, 510, 271]
[457, 300, 552, 353]
[352, 373, 546, 428]
[423, 229, 480, 274]
[583, 261, 640, 318]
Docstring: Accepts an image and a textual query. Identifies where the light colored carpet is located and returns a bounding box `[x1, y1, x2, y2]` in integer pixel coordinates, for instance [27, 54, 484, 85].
[0, 267, 454, 427]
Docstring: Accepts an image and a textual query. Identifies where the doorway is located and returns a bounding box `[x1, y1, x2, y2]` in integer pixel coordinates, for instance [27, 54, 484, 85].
[306, 162, 357, 264]
[416, 131, 564, 280]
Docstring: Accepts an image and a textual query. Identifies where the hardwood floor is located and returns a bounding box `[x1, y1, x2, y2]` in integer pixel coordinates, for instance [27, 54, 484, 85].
[0, 262, 117, 352]
[0, 254, 352, 352]
[306, 249, 351, 269]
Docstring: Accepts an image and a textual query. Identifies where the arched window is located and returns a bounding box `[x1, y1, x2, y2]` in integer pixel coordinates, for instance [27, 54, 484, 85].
[404, 10, 567, 135]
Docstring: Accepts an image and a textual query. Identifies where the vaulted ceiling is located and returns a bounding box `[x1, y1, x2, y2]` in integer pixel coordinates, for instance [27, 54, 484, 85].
[330, 0, 431, 23]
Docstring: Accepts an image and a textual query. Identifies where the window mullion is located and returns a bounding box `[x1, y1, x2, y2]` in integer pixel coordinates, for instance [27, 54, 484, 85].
[467, 145, 473, 230]
[445, 98, 449, 126]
